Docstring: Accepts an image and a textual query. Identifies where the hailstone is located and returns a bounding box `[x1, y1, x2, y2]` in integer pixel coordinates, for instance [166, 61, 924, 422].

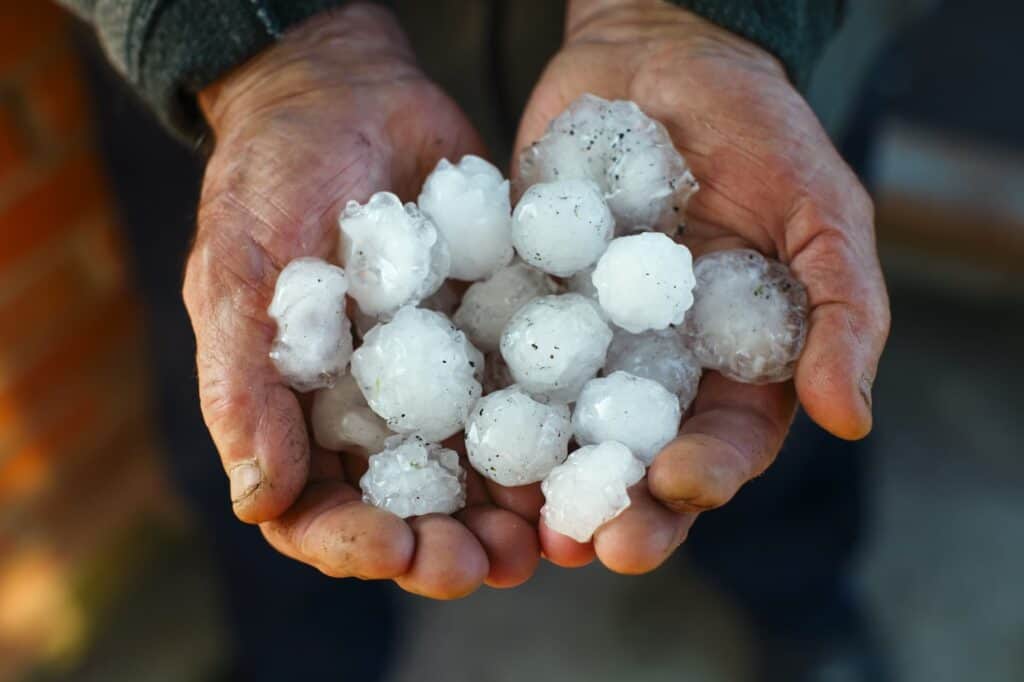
[418, 155, 514, 281]
[572, 371, 681, 465]
[684, 249, 808, 384]
[338, 192, 449, 318]
[360, 435, 466, 518]
[350, 306, 482, 441]
[540, 441, 646, 543]
[453, 262, 557, 352]
[593, 232, 696, 333]
[311, 373, 391, 455]
[604, 328, 702, 411]
[267, 257, 352, 392]
[465, 385, 572, 486]
[511, 179, 614, 277]
[500, 294, 613, 402]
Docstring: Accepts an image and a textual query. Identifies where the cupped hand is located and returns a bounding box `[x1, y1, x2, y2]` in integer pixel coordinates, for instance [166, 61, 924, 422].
[516, 0, 890, 573]
[183, 4, 539, 598]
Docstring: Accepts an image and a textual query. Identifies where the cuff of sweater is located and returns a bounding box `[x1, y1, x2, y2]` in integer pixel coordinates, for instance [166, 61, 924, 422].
[670, 0, 844, 89]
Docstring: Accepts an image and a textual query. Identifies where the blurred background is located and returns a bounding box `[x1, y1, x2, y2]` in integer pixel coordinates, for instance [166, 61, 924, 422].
[0, 1, 1021, 681]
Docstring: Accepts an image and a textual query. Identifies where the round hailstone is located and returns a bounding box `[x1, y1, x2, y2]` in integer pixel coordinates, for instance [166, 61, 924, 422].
[350, 306, 482, 441]
[360, 435, 466, 518]
[465, 385, 572, 486]
[683, 249, 809, 384]
[267, 257, 352, 392]
[500, 294, 613, 402]
[604, 328, 702, 412]
[338, 191, 450, 318]
[311, 373, 391, 455]
[418, 155, 514, 281]
[453, 262, 558, 352]
[540, 441, 646, 543]
[511, 179, 614, 277]
[593, 232, 696, 333]
[572, 371, 681, 465]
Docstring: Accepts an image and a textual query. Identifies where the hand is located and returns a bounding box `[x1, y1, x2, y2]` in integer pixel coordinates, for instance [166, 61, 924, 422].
[515, 0, 890, 572]
[184, 4, 540, 598]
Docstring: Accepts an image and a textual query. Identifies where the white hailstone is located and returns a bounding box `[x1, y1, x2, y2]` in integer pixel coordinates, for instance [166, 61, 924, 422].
[593, 232, 696, 333]
[338, 192, 450, 318]
[604, 328, 702, 411]
[465, 385, 572, 486]
[511, 179, 614, 277]
[540, 441, 646, 543]
[572, 371, 681, 465]
[453, 262, 557, 352]
[684, 249, 809, 384]
[481, 352, 515, 394]
[350, 306, 482, 441]
[360, 435, 466, 518]
[500, 294, 613, 402]
[311, 374, 391, 455]
[267, 257, 352, 392]
[418, 155, 514, 281]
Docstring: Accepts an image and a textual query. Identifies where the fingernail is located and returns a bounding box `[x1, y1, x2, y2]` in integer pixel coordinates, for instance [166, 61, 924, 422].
[859, 373, 874, 409]
[230, 462, 261, 503]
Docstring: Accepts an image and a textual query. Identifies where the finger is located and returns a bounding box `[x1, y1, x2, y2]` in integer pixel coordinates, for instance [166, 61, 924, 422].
[457, 505, 540, 588]
[393, 515, 490, 599]
[539, 520, 596, 568]
[484, 480, 545, 523]
[593, 483, 696, 575]
[648, 372, 795, 513]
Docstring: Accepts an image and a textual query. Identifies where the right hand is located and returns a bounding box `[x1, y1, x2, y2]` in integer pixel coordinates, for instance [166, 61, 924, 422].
[183, 4, 540, 598]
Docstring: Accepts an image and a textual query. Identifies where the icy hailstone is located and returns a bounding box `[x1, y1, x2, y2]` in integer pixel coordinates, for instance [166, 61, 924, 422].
[684, 249, 809, 384]
[338, 192, 450, 318]
[541, 441, 646, 543]
[311, 373, 391, 455]
[418, 155, 514, 281]
[453, 262, 558, 352]
[350, 306, 482, 441]
[604, 328, 702, 411]
[500, 294, 613, 403]
[360, 436, 466, 518]
[465, 385, 572, 486]
[267, 257, 352, 392]
[511, 179, 614, 277]
[592, 232, 696, 333]
[573, 371, 681, 465]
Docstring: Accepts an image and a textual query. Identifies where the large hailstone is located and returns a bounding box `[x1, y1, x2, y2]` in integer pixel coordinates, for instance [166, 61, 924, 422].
[683, 249, 809, 384]
[592, 232, 696, 333]
[338, 192, 450, 318]
[511, 179, 614, 277]
[500, 294, 613, 402]
[417, 155, 514, 281]
[540, 441, 646, 543]
[465, 385, 572, 486]
[311, 373, 391, 455]
[453, 262, 558, 352]
[360, 435, 466, 518]
[267, 257, 352, 392]
[350, 306, 482, 441]
[604, 328, 702, 411]
[572, 372, 681, 465]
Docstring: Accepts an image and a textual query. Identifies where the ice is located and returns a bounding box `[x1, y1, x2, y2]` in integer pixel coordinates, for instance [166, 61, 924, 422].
[465, 385, 572, 486]
[604, 328, 702, 411]
[338, 192, 450, 318]
[500, 294, 613, 402]
[592, 232, 696, 333]
[511, 179, 614, 277]
[540, 441, 646, 542]
[360, 435, 466, 518]
[267, 257, 352, 392]
[350, 306, 482, 441]
[683, 249, 808, 384]
[311, 373, 391, 455]
[418, 155, 514, 281]
[453, 262, 558, 352]
[572, 371, 681, 465]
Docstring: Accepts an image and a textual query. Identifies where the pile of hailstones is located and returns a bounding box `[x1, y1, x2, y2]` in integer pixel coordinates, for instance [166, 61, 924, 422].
[269, 94, 808, 543]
